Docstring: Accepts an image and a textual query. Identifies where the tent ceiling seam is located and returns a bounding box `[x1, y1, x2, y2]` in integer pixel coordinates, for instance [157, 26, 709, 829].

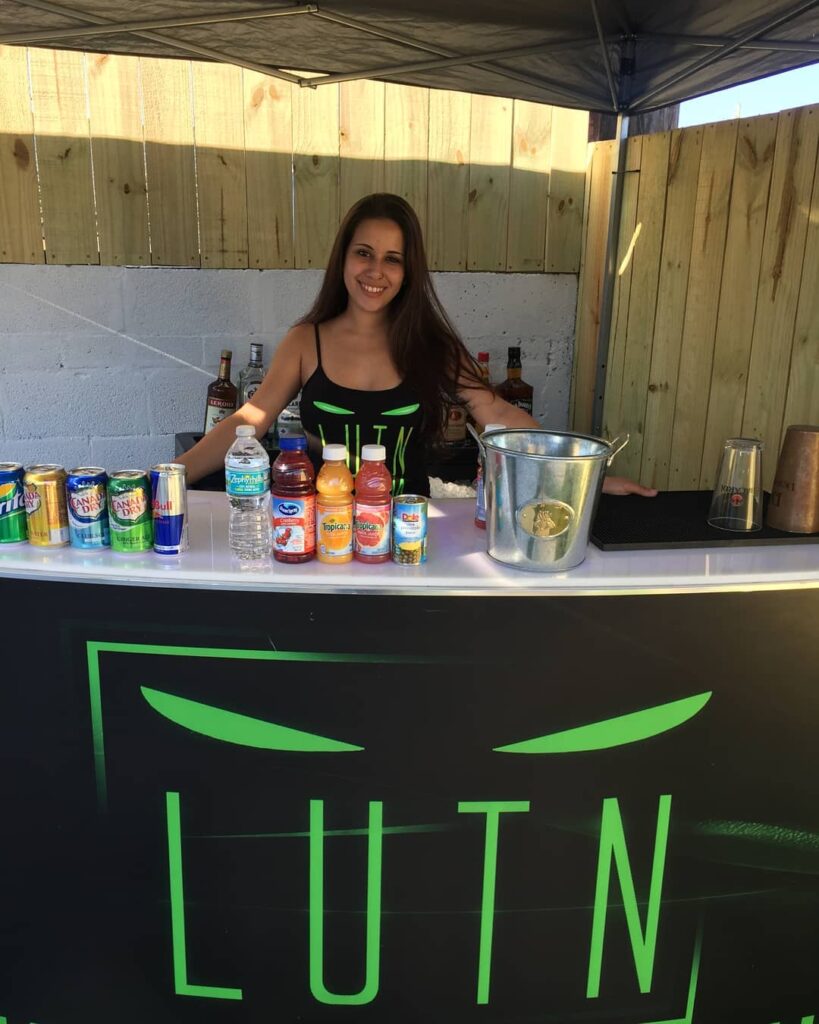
[590, 0, 619, 110]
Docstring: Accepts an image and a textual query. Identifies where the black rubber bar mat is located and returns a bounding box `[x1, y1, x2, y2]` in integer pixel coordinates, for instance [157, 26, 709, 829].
[591, 489, 819, 550]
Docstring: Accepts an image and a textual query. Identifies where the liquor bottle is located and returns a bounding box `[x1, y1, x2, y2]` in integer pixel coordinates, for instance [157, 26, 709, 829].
[444, 402, 467, 443]
[203, 349, 238, 433]
[496, 346, 533, 414]
[477, 351, 491, 385]
[238, 342, 265, 405]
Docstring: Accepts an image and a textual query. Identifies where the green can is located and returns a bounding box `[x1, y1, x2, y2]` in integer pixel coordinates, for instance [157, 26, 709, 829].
[107, 471, 153, 552]
[0, 463, 28, 544]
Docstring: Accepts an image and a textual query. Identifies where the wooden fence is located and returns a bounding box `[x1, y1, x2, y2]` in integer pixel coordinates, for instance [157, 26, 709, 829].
[574, 104, 819, 492]
[0, 46, 588, 272]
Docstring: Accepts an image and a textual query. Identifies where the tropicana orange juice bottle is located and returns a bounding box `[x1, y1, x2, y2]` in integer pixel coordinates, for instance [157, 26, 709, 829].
[316, 444, 354, 564]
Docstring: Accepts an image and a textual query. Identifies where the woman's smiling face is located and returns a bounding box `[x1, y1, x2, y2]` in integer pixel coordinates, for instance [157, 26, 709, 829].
[343, 218, 406, 313]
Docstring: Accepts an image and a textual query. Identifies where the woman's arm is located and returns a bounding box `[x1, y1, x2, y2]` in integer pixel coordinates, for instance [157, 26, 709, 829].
[459, 381, 657, 498]
[176, 327, 306, 484]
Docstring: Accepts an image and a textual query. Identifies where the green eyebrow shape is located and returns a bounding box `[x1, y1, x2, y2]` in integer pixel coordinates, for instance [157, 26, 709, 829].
[382, 403, 420, 416]
[494, 691, 712, 754]
[313, 400, 355, 416]
[140, 686, 363, 752]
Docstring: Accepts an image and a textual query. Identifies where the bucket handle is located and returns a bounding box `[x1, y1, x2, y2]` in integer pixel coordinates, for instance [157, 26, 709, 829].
[606, 433, 629, 466]
[467, 421, 486, 459]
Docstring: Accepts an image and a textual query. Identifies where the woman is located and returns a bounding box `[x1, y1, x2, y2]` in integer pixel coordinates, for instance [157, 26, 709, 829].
[178, 193, 656, 497]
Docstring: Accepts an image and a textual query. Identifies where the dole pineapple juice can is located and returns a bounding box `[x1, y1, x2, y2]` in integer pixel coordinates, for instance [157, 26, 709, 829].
[0, 463, 27, 544]
[107, 471, 153, 552]
[23, 465, 69, 547]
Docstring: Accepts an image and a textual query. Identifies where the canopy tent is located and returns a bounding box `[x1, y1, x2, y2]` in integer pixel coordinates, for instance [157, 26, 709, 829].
[1, 0, 817, 115]
[2, 0, 818, 431]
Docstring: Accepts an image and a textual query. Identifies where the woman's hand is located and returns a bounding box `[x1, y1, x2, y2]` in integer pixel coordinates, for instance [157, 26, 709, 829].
[602, 475, 658, 497]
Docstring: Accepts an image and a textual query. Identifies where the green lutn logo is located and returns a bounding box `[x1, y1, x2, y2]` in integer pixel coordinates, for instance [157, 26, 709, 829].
[87, 642, 719, 1018]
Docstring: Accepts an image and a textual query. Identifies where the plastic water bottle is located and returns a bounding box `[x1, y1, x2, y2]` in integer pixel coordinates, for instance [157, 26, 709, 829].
[225, 425, 271, 563]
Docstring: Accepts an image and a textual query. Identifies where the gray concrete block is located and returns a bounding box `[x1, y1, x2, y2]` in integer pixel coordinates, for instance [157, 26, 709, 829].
[147, 368, 207, 434]
[123, 267, 254, 334]
[0, 335, 65, 371]
[0, 265, 125, 332]
[61, 333, 203, 370]
[0, 369, 148, 439]
[433, 272, 576, 338]
[90, 434, 174, 471]
[0, 436, 90, 468]
[251, 269, 323, 336]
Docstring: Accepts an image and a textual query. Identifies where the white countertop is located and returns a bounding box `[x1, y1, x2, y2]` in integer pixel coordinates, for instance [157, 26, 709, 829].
[1, 492, 817, 596]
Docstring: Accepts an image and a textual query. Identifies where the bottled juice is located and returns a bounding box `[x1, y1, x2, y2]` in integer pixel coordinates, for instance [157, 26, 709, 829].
[354, 445, 392, 563]
[271, 436, 315, 564]
[316, 444, 354, 564]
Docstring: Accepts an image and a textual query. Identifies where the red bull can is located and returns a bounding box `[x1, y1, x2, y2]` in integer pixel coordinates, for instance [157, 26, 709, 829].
[0, 463, 27, 544]
[150, 464, 188, 554]
[66, 467, 110, 549]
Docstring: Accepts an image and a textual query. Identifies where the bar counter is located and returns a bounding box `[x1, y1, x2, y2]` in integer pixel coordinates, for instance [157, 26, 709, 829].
[2, 493, 818, 1024]
[1, 490, 817, 594]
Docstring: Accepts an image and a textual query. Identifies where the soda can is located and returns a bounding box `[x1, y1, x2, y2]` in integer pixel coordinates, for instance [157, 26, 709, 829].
[66, 467, 110, 549]
[0, 463, 28, 544]
[392, 494, 428, 565]
[150, 463, 188, 555]
[108, 471, 153, 553]
[23, 465, 69, 547]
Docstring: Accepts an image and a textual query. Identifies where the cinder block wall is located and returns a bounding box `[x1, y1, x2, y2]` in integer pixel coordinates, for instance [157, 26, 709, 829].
[0, 266, 576, 471]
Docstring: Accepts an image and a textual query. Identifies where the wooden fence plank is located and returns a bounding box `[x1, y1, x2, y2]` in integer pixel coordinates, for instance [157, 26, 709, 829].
[668, 120, 737, 488]
[0, 46, 42, 263]
[507, 100, 551, 271]
[384, 84, 429, 236]
[700, 115, 778, 488]
[340, 80, 384, 214]
[742, 105, 819, 489]
[293, 81, 339, 268]
[427, 89, 471, 270]
[616, 130, 671, 480]
[781, 153, 819, 431]
[572, 139, 615, 431]
[601, 136, 643, 440]
[467, 94, 512, 270]
[243, 73, 293, 269]
[86, 52, 148, 266]
[641, 126, 704, 489]
[29, 48, 97, 265]
[546, 106, 589, 272]
[141, 57, 199, 267]
[192, 62, 248, 269]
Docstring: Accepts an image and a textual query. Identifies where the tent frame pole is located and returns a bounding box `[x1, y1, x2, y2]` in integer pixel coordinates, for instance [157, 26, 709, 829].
[591, 113, 629, 436]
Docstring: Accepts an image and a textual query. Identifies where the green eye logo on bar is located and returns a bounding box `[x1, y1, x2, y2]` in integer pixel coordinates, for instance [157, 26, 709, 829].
[141, 686, 711, 755]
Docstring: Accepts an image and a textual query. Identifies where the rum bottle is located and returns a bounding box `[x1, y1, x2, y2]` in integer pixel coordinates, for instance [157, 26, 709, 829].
[496, 346, 533, 414]
[203, 349, 238, 433]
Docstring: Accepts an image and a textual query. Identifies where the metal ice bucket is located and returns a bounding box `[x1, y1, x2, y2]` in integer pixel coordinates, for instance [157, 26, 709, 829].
[483, 430, 628, 572]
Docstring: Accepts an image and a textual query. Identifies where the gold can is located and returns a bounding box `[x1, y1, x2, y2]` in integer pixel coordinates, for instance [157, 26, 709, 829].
[23, 465, 69, 547]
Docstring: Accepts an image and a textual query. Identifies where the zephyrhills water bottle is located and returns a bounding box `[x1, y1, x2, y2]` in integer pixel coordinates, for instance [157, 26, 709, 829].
[225, 425, 271, 563]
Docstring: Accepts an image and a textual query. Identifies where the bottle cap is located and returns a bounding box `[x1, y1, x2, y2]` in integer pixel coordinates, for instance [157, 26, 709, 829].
[508, 346, 520, 359]
[221, 348, 232, 359]
[235, 425, 255, 437]
[482, 423, 506, 435]
[361, 444, 386, 461]
[322, 444, 348, 462]
[280, 436, 307, 451]
[478, 351, 490, 361]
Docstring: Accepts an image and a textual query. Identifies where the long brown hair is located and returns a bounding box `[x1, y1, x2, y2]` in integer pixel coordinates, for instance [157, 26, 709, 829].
[297, 193, 485, 443]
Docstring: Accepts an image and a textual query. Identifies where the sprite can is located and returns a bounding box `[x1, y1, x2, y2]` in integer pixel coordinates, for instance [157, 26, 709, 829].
[0, 463, 28, 544]
[107, 471, 153, 552]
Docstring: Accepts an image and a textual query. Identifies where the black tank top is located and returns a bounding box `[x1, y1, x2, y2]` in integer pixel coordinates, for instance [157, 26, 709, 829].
[299, 324, 429, 496]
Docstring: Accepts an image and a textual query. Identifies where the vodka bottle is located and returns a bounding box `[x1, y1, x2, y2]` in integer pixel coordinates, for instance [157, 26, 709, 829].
[224, 425, 271, 563]
[238, 342, 265, 405]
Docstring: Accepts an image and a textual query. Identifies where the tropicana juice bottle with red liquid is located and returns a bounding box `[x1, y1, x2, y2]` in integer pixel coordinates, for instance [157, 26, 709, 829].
[353, 444, 392, 563]
[270, 436, 316, 563]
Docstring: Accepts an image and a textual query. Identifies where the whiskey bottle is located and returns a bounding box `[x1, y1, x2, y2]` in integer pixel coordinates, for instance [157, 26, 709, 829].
[238, 342, 265, 405]
[495, 346, 533, 414]
[203, 349, 238, 433]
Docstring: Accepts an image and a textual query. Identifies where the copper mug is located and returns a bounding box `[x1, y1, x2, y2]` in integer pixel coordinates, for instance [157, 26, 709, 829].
[766, 425, 819, 534]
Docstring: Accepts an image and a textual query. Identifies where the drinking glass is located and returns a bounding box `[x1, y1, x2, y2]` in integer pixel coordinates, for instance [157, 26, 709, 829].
[707, 438, 763, 531]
